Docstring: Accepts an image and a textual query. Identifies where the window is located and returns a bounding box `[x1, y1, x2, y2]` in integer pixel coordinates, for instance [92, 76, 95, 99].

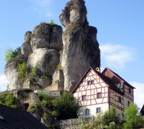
[87, 81, 91, 85]
[129, 88, 131, 94]
[82, 95, 86, 101]
[96, 107, 101, 113]
[91, 80, 94, 84]
[118, 96, 121, 103]
[128, 101, 130, 106]
[85, 109, 90, 116]
[87, 80, 94, 85]
[97, 93, 102, 98]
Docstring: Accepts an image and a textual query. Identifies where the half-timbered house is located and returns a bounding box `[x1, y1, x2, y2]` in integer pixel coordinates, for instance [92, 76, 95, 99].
[72, 67, 135, 120]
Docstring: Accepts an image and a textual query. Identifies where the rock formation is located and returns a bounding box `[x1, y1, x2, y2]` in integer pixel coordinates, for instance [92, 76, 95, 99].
[5, 23, 63, 91]
[60, 0, 100, 90]
[5, 0, 100, 91]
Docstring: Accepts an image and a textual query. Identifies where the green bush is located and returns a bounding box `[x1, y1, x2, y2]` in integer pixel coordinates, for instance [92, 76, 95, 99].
[4, 47, 21, 62]
[28, 92, 79, 127]
[4, 49, 15, 62]
[40, 75, 48, 79]
[28, 67, 38, 79]
[0, 93, 19, 109]
[56, 63, 62, 71]
[18, 62, 27, 83]
[49, 20, 55, 26]
[28, 102, 41, 113]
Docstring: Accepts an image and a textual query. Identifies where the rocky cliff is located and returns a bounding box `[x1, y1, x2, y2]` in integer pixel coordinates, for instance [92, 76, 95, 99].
[60, 0, 100, 90]
[5, 23, 63, 91]
[5, 0, 100, 91]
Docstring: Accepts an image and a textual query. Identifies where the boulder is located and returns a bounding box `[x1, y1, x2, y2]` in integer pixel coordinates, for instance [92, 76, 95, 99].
[27, 48, 59, 76]
[30, 23, 62, 51]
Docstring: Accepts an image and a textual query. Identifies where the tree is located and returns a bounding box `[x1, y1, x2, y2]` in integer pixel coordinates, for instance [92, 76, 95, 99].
[53, 91, 79, 120]
[4, 48, 14, 62]
[124, 103, 144, 129]
[102, 108, 122, 129]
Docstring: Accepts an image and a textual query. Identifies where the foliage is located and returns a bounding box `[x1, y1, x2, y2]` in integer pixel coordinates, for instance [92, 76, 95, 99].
[28, 67, 38, 79]
[81, 108, 122, 129]
[81, 116, 103, 129]
[0, 93, 20, 109]
[18, 62, 27, 83]
[28, 102, 41, 113]
[4, 48, 15, 62]
[124, 103, 144, 129]
[27, 92, 79, 127]
[49, 20, 55, 26]
[102, 108, 121, 129]
[4, 47, 21, 62]
[53, 91, 79, 120]
[13, 47, 21, 56]
[56, 63, 62, 71]
[40, 75, 48, 79]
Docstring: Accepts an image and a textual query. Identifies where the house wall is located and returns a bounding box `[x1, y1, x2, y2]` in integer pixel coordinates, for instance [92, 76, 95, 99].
[73, 69, 109, 118]
[109, 89, 124, 110]
[77, 103, 109, 118]
[123, 84, 134, 108]
[73, 68, 134, 120]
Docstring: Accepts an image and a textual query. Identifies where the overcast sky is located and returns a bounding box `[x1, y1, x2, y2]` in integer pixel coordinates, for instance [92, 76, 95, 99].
[0, 0, 144, 108]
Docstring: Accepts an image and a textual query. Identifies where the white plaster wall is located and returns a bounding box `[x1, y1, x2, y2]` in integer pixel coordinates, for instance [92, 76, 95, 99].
[78, 103, 109, 118]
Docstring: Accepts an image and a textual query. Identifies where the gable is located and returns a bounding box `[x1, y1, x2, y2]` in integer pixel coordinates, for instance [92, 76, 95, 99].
[102, 68, 135, 89]
[73, 68, 109, 107]
[72, 67, 108, 93]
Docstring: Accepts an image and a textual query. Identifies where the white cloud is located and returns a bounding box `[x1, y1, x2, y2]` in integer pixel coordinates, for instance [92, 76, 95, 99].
[130, 82, 144, 109]
[100, 44, 135, 68]
[0, 74, 8, 92]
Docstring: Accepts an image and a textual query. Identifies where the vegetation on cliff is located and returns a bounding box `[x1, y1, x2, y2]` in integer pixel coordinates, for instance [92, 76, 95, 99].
[81, 104, 144, 129]
[27, 91, 79, 127]
[0, 93, 21, 109]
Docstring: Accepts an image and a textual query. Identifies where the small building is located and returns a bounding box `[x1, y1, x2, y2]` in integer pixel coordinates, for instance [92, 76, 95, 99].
[0, 104, 47, 129]
[72, 67, 135, 120]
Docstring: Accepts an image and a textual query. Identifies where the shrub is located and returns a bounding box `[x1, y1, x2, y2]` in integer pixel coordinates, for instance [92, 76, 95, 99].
[4, 47, 21, 63]
[40, 75, 48, 79]
[4, 48, 15, 62]
[18, 62, 27, 83]
[28, 67, 38, 79]
[49, 20, 55, 26]
[56, 63, 62, 71]
[28, 102, 41, 113]
[0, 93, 19, 109]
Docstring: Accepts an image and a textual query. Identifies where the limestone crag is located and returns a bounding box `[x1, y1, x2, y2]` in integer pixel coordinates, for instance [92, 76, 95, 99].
[27, 48, 59, 76]
[5, 23, 63, 91]
[60, 0, 100, 90]
[21, 31, 32, 59]
[31, 23, 62, 51]
[5, 0, 100, 92]
[5, 62, 21, 90]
